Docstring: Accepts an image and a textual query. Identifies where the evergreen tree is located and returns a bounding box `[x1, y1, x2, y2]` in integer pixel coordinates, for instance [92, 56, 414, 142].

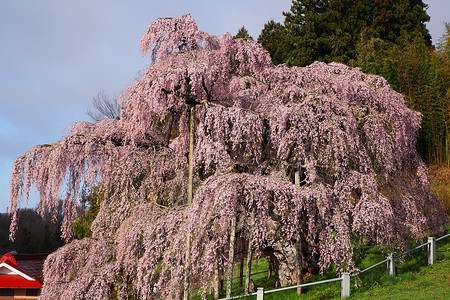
[258, 20, 289, 65]
[233, 25, 253, 40]
[259, 0, 432, 66]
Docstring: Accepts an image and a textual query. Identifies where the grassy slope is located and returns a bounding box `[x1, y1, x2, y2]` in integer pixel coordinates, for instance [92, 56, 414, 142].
[196, 166, 450, 299]
[350, 165, 450, 299]
[233, 236, 450, 300]
[350, 256, 450, 299]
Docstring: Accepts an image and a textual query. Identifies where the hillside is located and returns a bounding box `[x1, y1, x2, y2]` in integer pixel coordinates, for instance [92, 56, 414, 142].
[429, 165, 450, 215]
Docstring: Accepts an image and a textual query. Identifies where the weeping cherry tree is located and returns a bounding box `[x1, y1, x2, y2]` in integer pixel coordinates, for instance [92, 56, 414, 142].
[9, 15, 448, 299]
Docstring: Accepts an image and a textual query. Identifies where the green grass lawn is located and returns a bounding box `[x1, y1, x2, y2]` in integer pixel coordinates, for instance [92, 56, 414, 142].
[190, 165, 450, 299]
[193, 234, 450, 299]
[349, 259, 450, 299]
[346, 237, 450, 300]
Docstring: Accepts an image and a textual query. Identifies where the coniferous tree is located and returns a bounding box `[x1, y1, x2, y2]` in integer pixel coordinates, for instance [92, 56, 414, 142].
[258, 20, 289, 65]
[259, 0, 431, 66]
[259, 1, 448, 165]
[233, 26, 253, 40]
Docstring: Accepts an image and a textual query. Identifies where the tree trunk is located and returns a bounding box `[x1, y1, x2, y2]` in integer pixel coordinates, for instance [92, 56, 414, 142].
[226, 214, 237, 298]
[183, 105, 195, 300]
[244, 206, 256, 294]
[219, 268, 224, 296]
[160, 111, 174, 174]
[446, 126, 450, 165]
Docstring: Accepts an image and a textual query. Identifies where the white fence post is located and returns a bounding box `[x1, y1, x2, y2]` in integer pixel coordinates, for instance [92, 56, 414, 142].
[341, 272, 350, 298]
[428, 236, 436, 265]
[387, 253, 396, 276]
[256, 287, 264, 300]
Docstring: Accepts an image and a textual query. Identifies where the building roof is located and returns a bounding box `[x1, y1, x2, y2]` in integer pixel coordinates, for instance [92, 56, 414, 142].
[12, 254, 48, 284]
[0, 253, 44, 289]
[0, 274, 42, 288]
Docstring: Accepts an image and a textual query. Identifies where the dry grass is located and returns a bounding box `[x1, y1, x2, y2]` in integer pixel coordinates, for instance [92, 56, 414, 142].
[428, 164, 450, 215]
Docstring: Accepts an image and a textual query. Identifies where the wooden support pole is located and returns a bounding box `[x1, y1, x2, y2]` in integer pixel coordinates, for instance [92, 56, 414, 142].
[297, 240, 304, 295]
[239, 239, 244, 287]
[428, 237, 436, 265]
[183, 105, 195, 300]
[341, 272, 350, 298]
[187, 105, 195, 206]
[183, 235, 191, 300]
[226, 214, 237, 298]
[157, 111, 174, 205]
[244, 206, 256, 294]
[294, 170, 304, 295]
[267, 263, 272, 280]
[294, 170, 300, 187]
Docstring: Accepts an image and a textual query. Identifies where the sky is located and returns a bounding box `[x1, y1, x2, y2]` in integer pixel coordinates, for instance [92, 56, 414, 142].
[0, 0, 448, 213]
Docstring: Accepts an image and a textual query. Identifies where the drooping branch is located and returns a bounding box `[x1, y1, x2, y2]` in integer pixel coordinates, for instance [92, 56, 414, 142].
[9, 14, 447, 300]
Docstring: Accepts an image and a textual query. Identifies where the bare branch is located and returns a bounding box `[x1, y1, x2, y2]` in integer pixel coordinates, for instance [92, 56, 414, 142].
[87, 91, 121, 122]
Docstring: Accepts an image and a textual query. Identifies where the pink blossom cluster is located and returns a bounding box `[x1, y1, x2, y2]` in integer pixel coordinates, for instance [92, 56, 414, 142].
[9, 15, 448, 298]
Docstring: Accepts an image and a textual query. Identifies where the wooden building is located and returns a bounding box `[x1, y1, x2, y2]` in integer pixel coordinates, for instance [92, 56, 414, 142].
[0, 253, 47, 299]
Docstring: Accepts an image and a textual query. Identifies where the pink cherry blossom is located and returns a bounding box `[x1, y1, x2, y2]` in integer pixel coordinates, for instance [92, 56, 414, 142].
[9, 15, 448, 299]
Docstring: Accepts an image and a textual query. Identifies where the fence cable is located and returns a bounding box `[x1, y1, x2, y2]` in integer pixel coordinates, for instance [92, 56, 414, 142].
[396, 249, 429, 273]
[354, 268, 388, 291]
[307, 286, 341, 300]
[216, 232, 449, 299]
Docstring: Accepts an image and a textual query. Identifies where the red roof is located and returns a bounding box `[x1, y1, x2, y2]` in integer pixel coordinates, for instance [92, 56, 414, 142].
[0, 274, 42, 288]
[0, 253, 45, 289]
[0, 253, 18, 267]
[13, 254, 48, 284]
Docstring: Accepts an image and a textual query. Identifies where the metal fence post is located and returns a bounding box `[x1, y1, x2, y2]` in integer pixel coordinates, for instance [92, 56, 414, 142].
[341, 272, 350, 298]
[428, 236, 436, 265]
[387, 253, 396, 276]
[256, 287, 264, 300]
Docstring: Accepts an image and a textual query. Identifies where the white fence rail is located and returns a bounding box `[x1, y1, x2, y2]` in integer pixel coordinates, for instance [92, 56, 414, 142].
[219, 232, 450, 300]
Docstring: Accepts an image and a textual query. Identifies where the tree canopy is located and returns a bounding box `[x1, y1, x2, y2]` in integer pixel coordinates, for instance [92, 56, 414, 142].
[233, 26, 253, 40]
[9, 15, 447, 299]
[258, 1, 450, 166]
[259, 0, 431, 66]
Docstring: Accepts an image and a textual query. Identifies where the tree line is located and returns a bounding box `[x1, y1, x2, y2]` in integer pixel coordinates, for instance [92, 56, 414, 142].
[237, 0, 450, 165]
[0, 208, 63, 254]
